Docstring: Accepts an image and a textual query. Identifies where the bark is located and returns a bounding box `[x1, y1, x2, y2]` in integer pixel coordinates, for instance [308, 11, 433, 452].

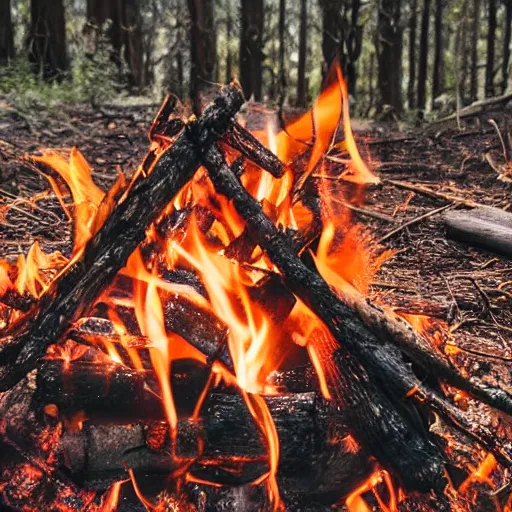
[346, 0, 363, 95]
[319, 0, 344, 78]
[123, 0, 145, 89]
[27, 0, 68, 79]
[296, 0, 308, 107]
[377, 0, 403, 113]
[85, 0, 145, 89]
[85, 0, 123, 56]
[0, 0, 14, 65]
[417, 0, 431, 110]
[278, 0, 287, 107]
[225, 0, 233, 82]
[470, 0, 481, 102]
[503, 1, 512, 94]
[431, 0, 444, 105]
[485, 0, 497, 98]
[239, 0, 264, 101]
[408, 0, 418, 109]
[187, 0, 217, 114]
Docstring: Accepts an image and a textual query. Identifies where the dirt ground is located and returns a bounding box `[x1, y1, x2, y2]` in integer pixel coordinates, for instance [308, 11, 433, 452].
[0, 97, 511, 509]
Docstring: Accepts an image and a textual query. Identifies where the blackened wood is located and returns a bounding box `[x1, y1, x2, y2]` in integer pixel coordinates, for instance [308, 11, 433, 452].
[444, 207, 512, 256]
[56, 392, 369, 497]
[0, 83, 244, 392]
[190, 141, 447, 492]
[222, 122, 284, 178]
[36, 359, 211, 422]
[197, 143, 512, 478]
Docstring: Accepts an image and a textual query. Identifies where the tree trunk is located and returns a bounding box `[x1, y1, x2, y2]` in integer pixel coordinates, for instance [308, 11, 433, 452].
[278, 0, 286, 107]
[417, 0, 431, 111]
[296, 0, 308, 107]
[85, 0, 123, 57]
[27, 0, 68, 79]
[469, 0, 481, 102]
[239, 0, 264, 101]
[377, 0, 403, 114]
[319, 0, 343, 78]
[431, 0, 444, 105]
[86, 0, 144, 89]
[187, 0, 217, 114]
[485, 0, 497, 97]
[346, 0, 363, 95]
[225, 0, 233, 82]
[408, 0, 417, 109]
[123, 0, 145, 89]
[502, 2, 512, 94]
[0, 0, 14, 65]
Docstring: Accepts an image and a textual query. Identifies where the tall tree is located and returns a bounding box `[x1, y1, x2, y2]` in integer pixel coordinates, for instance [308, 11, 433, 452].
[408, 0, 418, 109]
[377, 0, 403, 113]
[86, 0, 145, 89]
[122, 0, 144, 89]
[0, 0, 14, 65]
[187, 0, 217, 113]
[278, 0, 286, 106]
[240, 0, 264, 101]
[470, 0, 481, 101]
[432, 0, 444, 104]
[417, 0, 431, 110]
[502, 0, 512, 94]
[319, 0, 343, 78]
[297, 0, 308, 107]
[346, 0, 363, 95]
[485, 0, 497, 97]
[27, 0, 68, 79]
[225, 0, 233, 83]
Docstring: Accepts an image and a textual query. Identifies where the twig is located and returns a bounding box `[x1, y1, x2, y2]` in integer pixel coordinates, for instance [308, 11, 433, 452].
[385, 179, 486, 208]
[378, 204, 454, 243]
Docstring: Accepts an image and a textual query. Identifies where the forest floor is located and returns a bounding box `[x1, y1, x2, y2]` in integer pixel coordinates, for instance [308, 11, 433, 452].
[0, 97, 511, 508]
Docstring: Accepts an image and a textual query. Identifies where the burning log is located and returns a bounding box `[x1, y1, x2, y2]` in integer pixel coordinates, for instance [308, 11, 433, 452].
[0, 83, 246, 391]
[36, 368, 369, 498]
[189, 140, 512, 487]
[444, 206, 512, 256]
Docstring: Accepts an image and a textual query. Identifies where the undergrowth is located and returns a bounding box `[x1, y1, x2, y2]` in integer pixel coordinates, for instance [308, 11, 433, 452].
[0, 33, 119, 120]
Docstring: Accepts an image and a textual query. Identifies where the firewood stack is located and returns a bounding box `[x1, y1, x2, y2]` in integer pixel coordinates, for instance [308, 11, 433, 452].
[0, 82, 511, 511]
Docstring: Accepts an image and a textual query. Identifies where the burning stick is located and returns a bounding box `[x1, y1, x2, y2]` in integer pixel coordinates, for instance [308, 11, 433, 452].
[0, 83, 246, 391]
[188, 139, 512, 485]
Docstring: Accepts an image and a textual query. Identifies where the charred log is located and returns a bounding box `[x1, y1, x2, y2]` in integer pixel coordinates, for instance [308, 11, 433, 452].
[189, 139, 512, 488]
[189, 141, 447, 492]
[53, 392, 369, 499]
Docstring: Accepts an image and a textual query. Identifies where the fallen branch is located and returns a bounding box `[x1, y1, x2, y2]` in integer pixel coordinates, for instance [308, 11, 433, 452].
[378, 203, 454, 242]
[444, 207, 512, 256]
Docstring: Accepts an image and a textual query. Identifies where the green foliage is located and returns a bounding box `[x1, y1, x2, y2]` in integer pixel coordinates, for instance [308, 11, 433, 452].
[0, 33, 118, 116]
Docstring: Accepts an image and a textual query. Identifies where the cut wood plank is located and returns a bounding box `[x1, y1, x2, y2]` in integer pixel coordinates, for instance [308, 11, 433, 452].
[444, 207, 512, 256]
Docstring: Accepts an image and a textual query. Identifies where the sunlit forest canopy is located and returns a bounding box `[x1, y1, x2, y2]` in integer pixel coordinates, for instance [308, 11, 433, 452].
[1, 0, 512, 119]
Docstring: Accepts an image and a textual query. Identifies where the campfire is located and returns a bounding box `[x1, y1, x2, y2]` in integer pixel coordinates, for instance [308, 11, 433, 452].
[0, 67, 511, 511]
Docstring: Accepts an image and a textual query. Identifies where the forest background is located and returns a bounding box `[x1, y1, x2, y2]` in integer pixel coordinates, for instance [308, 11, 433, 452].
[0, 0, 510, 121]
